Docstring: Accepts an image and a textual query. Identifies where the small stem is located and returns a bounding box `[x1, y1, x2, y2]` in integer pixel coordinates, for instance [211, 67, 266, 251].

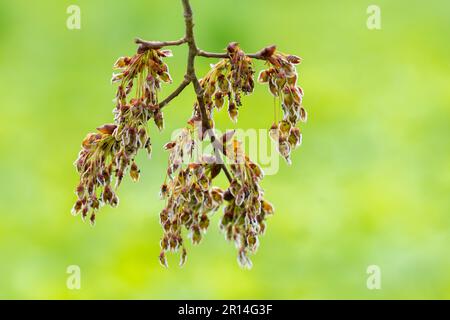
[197, 45, 277, 60]
[197, 50, 228, 59]
[135, 37, 187, 53]
[159, 76, 191, 109]
[221, 161, 233, 181]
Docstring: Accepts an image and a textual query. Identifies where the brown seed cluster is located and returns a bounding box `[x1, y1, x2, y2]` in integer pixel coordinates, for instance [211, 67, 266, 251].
[158, 125, 225, 267]
[72, 49, 173, 224]
[258, 51, 306, 164]
[221, 139, 274, 268]
[196, 43, 254, 124]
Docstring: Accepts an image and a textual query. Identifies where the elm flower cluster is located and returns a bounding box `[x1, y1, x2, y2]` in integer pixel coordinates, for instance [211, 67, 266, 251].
[259, 51, 306, 164]
[71, 0, 308, 270]
[196, 42, 254, 123]
[158, 126, 225, 267]
[220, 139, 274, 269]
[72, 48, 173, 224]
[72, 130, 119, 225]
[112, 48, 173, 132]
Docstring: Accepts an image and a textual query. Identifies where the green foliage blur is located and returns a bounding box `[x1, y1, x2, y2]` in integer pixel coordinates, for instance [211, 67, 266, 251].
[0, 0, 449, 299]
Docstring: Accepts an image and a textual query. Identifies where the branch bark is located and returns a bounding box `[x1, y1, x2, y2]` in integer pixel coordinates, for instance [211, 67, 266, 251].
[197, 45, 277, 60]
[159, 76, 191, 109]
[181, 0, 233, 182]
[135, 37, 187, 53]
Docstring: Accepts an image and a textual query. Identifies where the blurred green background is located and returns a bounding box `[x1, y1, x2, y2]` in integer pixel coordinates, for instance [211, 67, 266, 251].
[0, 0, 449, 299]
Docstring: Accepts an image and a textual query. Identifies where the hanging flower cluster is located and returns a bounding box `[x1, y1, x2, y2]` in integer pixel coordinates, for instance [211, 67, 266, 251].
[158, 125, 225, 267]
[195, 42, 255, 124]
[112, 48, 172, 135]
[258, 51, 306, 164]
[72, 0, 307, 269]
[72, 48, 173, 224]
[220, 138, 274, 268]
[72, 131, 119, 224]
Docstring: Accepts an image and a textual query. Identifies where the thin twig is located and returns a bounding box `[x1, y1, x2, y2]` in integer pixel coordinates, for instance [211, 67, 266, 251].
[196, 50, 228, 59]
[159, 76, 191, 109]
[135, 37, 187, 53]
[197, 45, 277, 60]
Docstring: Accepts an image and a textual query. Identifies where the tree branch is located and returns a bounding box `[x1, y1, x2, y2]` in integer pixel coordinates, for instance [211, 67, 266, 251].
[137, 0, 279, 182]
[197, 45, 277, 60]
[196, 50, 227, 59]
[181, 0, 233, 182]
[159, 76, 191, 109]
[135, 37, 187, 53]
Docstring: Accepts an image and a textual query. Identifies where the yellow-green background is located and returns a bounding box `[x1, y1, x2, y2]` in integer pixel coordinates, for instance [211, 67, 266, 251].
[0, 0, 449, 299]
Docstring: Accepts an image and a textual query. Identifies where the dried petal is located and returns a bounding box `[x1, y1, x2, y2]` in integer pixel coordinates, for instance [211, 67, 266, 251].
[261, 200, 274, 215]
[96, 124, 117, 135]
[130, 161, 140, 182]
[258, 70, 270, 83]
[228, 102, 238, 123]
[159, 251, 168, 268]
[179, 247, 187, 267]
